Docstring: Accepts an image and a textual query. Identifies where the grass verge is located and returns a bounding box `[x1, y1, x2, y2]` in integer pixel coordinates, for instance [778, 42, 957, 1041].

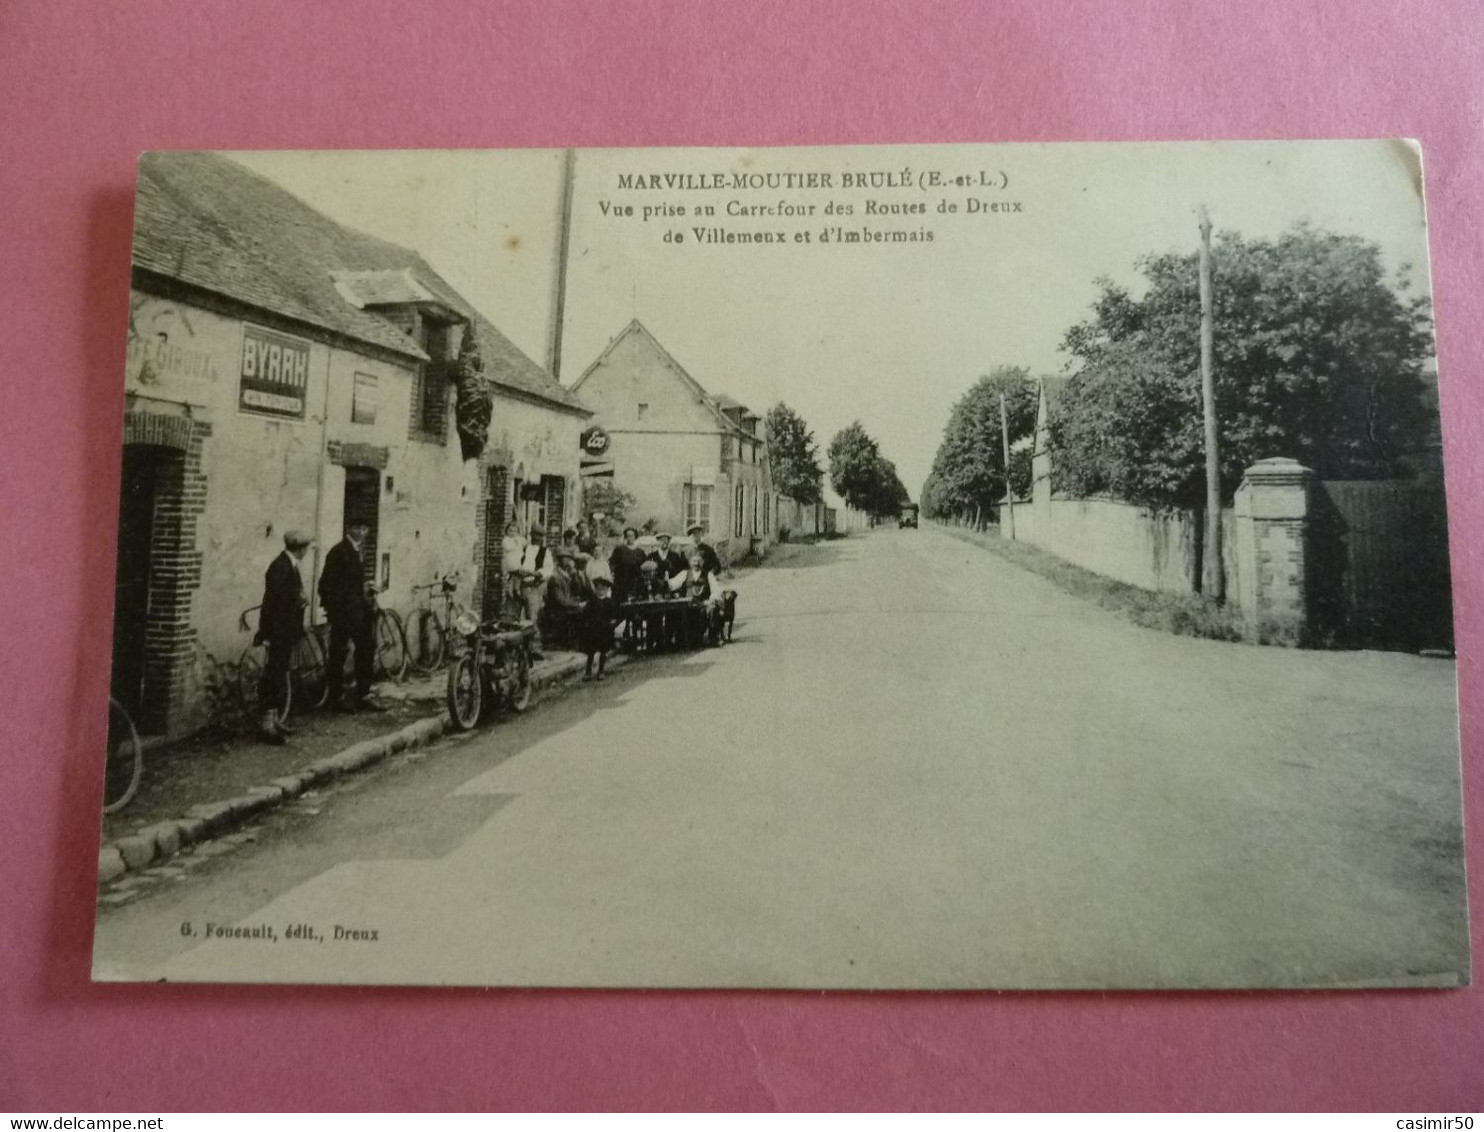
[934, 523, 1280, 645]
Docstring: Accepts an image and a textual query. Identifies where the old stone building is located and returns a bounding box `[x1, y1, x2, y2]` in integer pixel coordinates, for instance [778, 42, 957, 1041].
[569, 320, 778, 559]
[118, 151, 586, 736]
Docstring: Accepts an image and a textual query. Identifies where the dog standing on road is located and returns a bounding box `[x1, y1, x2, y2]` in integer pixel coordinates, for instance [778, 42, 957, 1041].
[720, 590, 738, 642]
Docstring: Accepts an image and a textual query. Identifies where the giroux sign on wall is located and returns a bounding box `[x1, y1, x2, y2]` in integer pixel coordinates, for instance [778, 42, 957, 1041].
[125, 299, 220, 405]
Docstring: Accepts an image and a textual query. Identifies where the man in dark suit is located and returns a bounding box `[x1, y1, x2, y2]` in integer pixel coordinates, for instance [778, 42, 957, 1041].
[687, 523, 725, 579]
[256, 529, 313, 743]
[542, 549, 587, 649]
[648, 532, 687, 581]
[319, 520, 382, 711]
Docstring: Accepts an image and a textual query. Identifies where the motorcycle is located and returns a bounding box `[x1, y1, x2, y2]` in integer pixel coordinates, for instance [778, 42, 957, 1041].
[445, 612, 538, 730]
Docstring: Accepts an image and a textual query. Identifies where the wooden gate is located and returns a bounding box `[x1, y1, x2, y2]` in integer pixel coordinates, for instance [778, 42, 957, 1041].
[1312, 480, 1453, 650]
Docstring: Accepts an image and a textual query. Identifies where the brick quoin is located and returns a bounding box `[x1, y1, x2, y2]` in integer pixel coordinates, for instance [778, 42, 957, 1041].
[474, 462, 510, 617]
[119, 411, 211, 734]
[544, 475, 566, 539]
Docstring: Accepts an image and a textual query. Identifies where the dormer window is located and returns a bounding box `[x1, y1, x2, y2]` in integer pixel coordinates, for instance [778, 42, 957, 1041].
[329, 271, 479, 452]
[410, 313, 465, 444]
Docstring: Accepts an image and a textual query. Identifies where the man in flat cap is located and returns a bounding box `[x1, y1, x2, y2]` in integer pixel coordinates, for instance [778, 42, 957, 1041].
[255, 528, 313, 743]
[542, 547, 587, 649]
[687, 522, 725, 580]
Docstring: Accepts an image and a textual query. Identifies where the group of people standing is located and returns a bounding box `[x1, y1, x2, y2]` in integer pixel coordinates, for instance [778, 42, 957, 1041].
[501, 520, 731, 680]
[254, 521, 387, 745]
[252, 515, 736, 745]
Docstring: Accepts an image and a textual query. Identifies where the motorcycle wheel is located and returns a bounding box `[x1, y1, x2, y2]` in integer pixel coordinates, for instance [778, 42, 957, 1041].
[446, 652, 483, 730]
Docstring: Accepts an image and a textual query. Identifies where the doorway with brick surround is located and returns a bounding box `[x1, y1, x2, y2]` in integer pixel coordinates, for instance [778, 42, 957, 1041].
[114, 412, 208, 735]
[479, 465, 510, 617]
[342, 466, 381, 585]
[113, 445, 180, 724]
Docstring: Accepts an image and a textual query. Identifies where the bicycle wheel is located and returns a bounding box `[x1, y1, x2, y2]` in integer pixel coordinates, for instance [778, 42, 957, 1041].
[288, 630, 328, 718]
[238, 644, 290, 724]
[102, 697, 143, 814]
[375, 608, 409, 683]
[406, 607, 445, 674]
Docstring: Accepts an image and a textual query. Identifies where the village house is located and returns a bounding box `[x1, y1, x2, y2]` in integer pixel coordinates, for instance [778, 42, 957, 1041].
[119, 151, 587, 737]
[569, 320, 778, 558]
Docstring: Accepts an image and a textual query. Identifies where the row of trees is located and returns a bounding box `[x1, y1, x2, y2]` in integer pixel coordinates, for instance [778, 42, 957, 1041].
[766, 406, 911, 520]
[826, 422, 911, 518]
[920, 367, 1038, 523]
[923, 222, 1436, 518]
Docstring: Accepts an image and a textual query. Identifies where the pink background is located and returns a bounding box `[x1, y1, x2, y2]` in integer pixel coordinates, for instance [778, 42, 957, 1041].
[2, 0, 1481, 1111]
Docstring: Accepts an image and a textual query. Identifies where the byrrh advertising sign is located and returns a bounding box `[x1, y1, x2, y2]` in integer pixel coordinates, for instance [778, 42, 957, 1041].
[239, 325, 310, 418]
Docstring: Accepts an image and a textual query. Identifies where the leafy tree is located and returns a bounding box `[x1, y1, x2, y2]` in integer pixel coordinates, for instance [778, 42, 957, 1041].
[868, 455, 911, 517]
[924, 366, 1039, 519]
[920, 471, 940, 518]
[827, 421, 882, 511]
[1053, 223, 1434, 510]
[827, 422, 909, 518]
[764, 402, 824, 504]
[581, 480, 638, 535]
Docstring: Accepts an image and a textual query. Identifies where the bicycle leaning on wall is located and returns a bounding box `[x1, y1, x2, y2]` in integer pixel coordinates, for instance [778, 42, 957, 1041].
[236, 604, 334, 723]
[406, 570, 472, 675]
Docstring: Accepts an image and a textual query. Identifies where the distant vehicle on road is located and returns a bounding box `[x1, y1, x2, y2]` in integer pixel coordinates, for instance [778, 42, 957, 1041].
[900, 505, 919, 529]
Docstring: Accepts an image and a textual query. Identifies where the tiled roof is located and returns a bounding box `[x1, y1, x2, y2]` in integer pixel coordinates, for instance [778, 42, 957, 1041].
[711, 393, 761, 426]
[571, 320, 756, 440]
[133, 151, 588, 415]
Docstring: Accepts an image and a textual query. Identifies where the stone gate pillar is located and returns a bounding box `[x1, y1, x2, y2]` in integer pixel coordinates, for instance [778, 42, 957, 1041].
[1233, 457, 1315, 643]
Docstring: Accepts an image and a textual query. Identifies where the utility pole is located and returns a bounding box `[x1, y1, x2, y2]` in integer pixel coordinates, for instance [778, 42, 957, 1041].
[546, 147, 577, 382]
[999, 391, 1016, 541]
[1197, 204, 1224, 602]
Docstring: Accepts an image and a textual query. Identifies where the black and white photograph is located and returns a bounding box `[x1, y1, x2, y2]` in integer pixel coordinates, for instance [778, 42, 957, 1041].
[92, 140, 1466, 989]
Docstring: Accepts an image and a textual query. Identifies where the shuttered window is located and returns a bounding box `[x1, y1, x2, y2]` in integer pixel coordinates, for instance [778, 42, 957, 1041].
[352, 372, 378, 424]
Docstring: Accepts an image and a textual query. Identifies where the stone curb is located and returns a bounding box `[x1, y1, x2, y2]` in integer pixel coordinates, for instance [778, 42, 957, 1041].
[97, 650, 632, 886]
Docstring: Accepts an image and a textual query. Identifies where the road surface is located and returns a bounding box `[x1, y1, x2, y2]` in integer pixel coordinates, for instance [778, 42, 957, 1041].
[93, 526, 1469, 988]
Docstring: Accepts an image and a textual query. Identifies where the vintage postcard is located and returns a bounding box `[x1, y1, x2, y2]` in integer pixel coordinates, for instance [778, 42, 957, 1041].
[93, 141, 1467, 989]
